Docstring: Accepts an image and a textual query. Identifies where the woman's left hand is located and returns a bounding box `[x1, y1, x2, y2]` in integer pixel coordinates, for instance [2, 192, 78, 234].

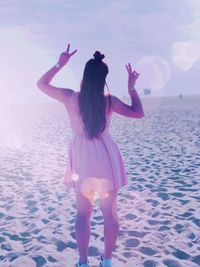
[57, 43, 77, 68]
[126, 63, 140, 92]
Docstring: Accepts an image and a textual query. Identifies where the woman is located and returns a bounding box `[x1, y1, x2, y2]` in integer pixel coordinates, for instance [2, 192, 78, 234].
[37, 43, 144, 267]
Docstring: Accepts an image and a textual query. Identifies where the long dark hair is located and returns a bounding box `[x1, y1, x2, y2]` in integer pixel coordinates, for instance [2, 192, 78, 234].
[78, 51, 111, 140]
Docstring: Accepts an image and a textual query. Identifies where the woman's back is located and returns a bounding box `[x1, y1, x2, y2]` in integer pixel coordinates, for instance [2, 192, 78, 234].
[66, 91, 113, 136]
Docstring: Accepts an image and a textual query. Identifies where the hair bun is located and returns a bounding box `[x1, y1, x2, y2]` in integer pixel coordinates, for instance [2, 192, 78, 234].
[93, 51, 105, 62]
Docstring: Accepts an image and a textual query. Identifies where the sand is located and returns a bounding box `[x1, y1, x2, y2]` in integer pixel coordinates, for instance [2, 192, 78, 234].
[0, 95, 199, 267]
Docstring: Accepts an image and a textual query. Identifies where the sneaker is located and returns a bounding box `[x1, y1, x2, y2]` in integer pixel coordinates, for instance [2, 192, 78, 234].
[99, 255, 112, 267]
[76, 260, 90, 267]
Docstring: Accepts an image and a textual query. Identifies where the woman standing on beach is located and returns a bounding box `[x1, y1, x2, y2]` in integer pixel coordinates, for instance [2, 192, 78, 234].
[37, 43, 144, 267]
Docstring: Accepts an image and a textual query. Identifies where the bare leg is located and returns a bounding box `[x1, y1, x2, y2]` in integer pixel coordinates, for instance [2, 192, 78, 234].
[99, 190, 119, 259]
[75, 191, 93, 264]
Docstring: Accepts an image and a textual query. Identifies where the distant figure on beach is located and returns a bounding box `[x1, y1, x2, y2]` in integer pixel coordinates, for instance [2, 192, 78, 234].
[37, 43, 144, 267]
[179, 93, 183, 100]
[144, 88, 151, 96]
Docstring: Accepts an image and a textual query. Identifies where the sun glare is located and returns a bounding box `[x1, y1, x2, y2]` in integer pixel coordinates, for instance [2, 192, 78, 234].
[172, 40, 200, 71]
[135, 55, 171, 93]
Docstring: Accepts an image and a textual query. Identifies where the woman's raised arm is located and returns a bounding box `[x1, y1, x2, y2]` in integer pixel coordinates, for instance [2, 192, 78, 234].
[110, 63, 144, 118]
[110, 89, 144, 118]
[37, 43, 77, 104]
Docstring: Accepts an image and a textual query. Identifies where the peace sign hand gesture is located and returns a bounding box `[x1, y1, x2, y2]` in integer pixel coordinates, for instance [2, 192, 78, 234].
[125, 63, 140, 93]
[57, 43, 77, 68]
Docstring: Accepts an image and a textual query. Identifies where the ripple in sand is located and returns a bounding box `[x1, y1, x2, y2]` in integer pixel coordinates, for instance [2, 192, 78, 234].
[32, 255, 46, 266]
[151, 211, 160, 217]
[144, 259, 157, 267]
[139, 246, 159, 256]
[1, 242, 12, 251]
[173, 223, 184, 233]
[158, 226, 170, 231]
[10, 256, 36, 267]
[56, 240, 69, 252]
[124, 238, 140, 247]
[88, 246, 100, 256]
[190, 217, 200, 227]
[123, 251, 134, 258]
[157, 192, 170, 201]
[162, 258, 182, 267]
[124, 213, 137, 220]
[47, 255, 57, 263]
[172, 249, 190, 260]
[191, 254, 200, 265]
[0, 236, 6, 242]
[127, 230, 149, 238]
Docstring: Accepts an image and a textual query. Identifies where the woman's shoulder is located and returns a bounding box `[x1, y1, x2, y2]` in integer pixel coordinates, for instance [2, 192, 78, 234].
[71, 90, 80, 100]
[65, 90, 79, 109]
[104, 93, 116, 105]
[73, 90, 79, 95]
[104, 93, 112, 100]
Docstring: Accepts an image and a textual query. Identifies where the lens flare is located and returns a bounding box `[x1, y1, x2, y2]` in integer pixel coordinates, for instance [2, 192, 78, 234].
[135, 55, 171, 92]
[80, 177, 112, 200]
[72, 173, 79, 181]
[172, 40, 200, 71]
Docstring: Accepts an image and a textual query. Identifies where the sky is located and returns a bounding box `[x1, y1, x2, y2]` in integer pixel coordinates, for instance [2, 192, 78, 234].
[0, 0, 200, 104]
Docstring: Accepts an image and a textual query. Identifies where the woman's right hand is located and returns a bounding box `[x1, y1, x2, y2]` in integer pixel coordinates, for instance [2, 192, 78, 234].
[125, 63, 140, 93]
[57, 43, 77, 68]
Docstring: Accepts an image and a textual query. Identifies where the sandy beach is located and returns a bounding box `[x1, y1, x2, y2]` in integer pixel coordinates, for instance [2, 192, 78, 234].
[0, 95, 200, 267]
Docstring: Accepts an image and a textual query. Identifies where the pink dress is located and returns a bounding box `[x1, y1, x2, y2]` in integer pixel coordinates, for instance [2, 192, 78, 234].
[63, 91, 127, 193]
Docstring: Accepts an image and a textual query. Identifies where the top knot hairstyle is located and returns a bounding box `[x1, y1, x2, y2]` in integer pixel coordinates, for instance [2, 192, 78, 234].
[78, 50, 111, 139]
[93, 51, 105, 62]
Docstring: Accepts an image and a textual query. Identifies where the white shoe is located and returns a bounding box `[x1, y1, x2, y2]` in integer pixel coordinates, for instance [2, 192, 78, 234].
[99, 255, 112, 267]
[76, 260, 90, 267]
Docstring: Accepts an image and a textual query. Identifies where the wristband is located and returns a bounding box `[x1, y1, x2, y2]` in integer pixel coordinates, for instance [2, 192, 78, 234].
[55, 63, 62, 70]
[129, 87, 136, 92]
